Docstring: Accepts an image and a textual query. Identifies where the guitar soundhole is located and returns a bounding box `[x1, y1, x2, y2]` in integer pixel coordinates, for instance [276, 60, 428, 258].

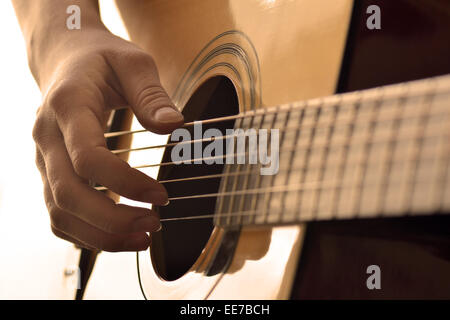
[151, 76, 239, 280]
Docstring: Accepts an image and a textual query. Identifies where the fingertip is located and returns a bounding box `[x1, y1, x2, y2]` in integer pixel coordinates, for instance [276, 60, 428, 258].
[142, 105, 184, 134]
[123, 232, 152, 251]
[154, 106, 184, 124]
[132, 215, 161, 233]
[140, 187, 168, 205]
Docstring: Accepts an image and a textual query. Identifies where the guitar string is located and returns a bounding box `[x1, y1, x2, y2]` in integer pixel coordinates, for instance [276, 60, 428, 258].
[99, 151, 441, 201]
[129, 126, 445, 170]
[94, 161, 308, 190]
[160, 170, 446, 222]
[104, 78, 450, 138]
[104, 82, 447, 140]
[94, 130, 448, 191]
[95, 124, 439, 191]
[157, 128, 450, 223]
[109, 82, 447, 222]
[109, 105, 447, 156]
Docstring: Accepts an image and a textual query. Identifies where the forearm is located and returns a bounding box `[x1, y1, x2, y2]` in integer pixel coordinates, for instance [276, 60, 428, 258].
[12, 0, 106, 88]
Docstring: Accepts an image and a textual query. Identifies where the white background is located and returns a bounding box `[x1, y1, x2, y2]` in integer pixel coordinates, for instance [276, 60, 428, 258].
[0, 1, 142, 299]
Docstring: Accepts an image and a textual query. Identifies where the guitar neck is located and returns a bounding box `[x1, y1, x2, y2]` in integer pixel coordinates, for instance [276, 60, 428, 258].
[215, 74, 450, 227]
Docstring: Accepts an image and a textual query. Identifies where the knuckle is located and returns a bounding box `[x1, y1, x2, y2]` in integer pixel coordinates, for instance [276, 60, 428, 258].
[46, 81, 78, 109]
[35, 151, 45, 171]
[32, 115, 47, 143]
[45, 81, 88, 120]
[50, 225, 63, 238]
[52, 182, 74, 211]
[128, 50, 156, 68]
[49, 210, 67, 233]
[71, 149, 93, 178]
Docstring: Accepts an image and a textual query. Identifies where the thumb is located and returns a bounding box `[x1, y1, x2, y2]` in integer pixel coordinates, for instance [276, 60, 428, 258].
[107, 50, 184, 134]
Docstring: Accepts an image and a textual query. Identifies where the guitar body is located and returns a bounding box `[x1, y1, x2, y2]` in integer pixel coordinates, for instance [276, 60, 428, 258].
[75, 0, 450, 299]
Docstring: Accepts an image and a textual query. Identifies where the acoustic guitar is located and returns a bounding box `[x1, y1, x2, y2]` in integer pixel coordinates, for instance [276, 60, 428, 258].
[61, 0, 450, 299]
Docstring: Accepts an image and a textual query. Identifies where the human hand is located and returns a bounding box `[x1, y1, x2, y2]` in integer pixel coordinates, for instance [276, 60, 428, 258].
[32, 29, 183, 251]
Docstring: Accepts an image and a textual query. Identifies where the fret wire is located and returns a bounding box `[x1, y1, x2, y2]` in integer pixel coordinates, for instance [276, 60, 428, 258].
[293, 100, 322, 221]
[329, 95, 361, 219]
[248, 112, 267, 225]
[352, 87, 384, 217]
[439, 132, 450, 211]
[222, 116, 245, 226]
[311, 97, 341, 219]
[357, 89, 391, 218]
[430, 122, 450, 211]
[378, 87, 408, 215]
[124, 109, 450, 170]
[404, 87, 437, 214]
[95, 131, 448, 193]
[435, 98, 450, 211]
[235, 111, 259, 225]
[226, 115, 246, 226]
[167, 156, 443, 202]
[104, 77, 450, 140]
[161, 173, 449, 223]
[265, 105, 292, 223]
[232, 115, 254, 226]
[260, 107, 282, 224]
[110, 104, 448, 155]
[277, 104, 299, 222]
[425, 91, 449, 212]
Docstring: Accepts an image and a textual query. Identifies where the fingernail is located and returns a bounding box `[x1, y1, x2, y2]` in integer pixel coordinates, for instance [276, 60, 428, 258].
[154, 107, 184, 124]
[133, 216, 161, 232]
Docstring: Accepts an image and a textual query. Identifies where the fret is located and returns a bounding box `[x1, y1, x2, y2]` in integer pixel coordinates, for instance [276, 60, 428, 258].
[359, 90, 402, 216]
[310, 98, 340, 219]
[234, 113, 258, 225]
[225, 115, 246, 226]
[410, 90, 445, 214]
[277, 104, 302, 223]
[376, 86, 409, 216]
[248, 112, 268, 225]
[293, 100, 322, 220]
[424, 94, 450, 211]
[215, 116, 244, 226]
[341, 96, 363, 218]
[243, 113, 266, 225]
[403, 82, 436, 216]
[382, 94, 425, 214]
[214, 74, 450, 228]
[280, 107, 306, 222]
[433, 92, 450, 212]
[350, 88, 384, 219]
[255, 109, 280, 224]
[323, 94, 359, 219]
[267, 105, 292, 223]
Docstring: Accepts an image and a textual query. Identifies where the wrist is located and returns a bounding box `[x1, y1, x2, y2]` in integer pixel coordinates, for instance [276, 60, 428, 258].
[20, 1, 107, 89]
[28, 24, 109, 90]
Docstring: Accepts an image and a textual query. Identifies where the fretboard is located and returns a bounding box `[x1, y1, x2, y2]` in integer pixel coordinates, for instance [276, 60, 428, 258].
[214, 74, 450, 227]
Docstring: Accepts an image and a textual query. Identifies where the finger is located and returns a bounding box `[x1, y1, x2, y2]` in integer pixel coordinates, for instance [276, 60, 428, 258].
[49, 90, 168, 205]
[43, 181, 151, 252]
[51, 222, 151, 252]
[38, 128, 161, 235]
[106, 50, 184, 134]
[35, 147, 46, 179]
[51, 226, 98, 251]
